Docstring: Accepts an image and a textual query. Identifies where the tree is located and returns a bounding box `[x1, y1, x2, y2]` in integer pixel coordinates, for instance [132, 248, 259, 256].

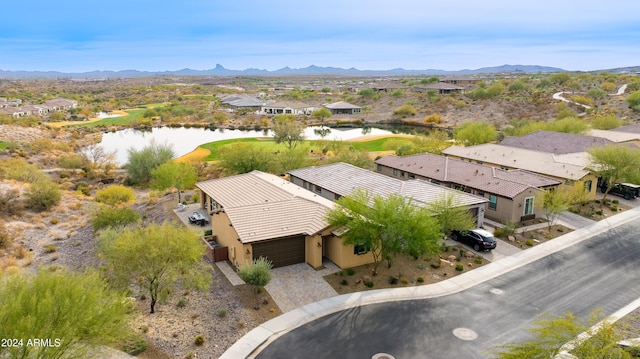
[0, 269, 132, 359]
[82, 144, 117, 177]
[539, 188, 573, 229]
[427, 193, 476, 235]
[125, 141, 175, 185]
[275, 146, 314, 174]
[454, 122, 498, 145]
[311, 108, 332, 125]
[495, 310, 637, 359]
[588, 145, 640, 205]
[99, 222, 210, 314]
[271, 114, 305, 150]
[150, 161, 198, 203]
[25, 178, 61, 211]
[326, 190, 442, 275]
[237, 257, 273, 308]
[326, 147, 373, 169]
[218, 142, 274, 174]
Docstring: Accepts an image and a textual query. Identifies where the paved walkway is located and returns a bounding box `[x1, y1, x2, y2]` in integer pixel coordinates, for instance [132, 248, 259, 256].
[265, 261, 341, 313]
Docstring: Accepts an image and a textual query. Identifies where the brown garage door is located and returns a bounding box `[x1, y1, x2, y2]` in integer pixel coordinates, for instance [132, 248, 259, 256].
[252, 236, 306, 268]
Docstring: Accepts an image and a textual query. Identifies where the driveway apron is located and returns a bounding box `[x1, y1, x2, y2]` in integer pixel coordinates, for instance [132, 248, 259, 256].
[265, 261, 340, 313]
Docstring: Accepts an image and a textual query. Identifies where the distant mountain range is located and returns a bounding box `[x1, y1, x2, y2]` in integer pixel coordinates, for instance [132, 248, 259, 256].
[0, 64, 637, 79]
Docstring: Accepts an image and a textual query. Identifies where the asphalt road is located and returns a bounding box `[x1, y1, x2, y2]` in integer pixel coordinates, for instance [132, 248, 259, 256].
[256, 220, 640, 359]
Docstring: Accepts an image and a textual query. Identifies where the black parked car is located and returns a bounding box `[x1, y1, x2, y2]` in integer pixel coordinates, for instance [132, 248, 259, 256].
[601, 182, 640, 200]
[451, 229, 497, 251]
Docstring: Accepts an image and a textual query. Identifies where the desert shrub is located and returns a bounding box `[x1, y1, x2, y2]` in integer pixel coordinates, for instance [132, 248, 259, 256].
[75, 181, 91, 196]
[525, 239, 535, 247]
[194, 335, 205, 346]
[192, 193, 199, 203]
[417, 262, 425, 270]
[595, 210, 603, 216]
[92, 207, 140, 231]
[345, 268, 356, 276]
[393, 104, 417, 117]
[610, 205, 618, 212]
[430, 263, 440, 269]
[612, 199, 619, 204]
[0, 187, 23, 215]
[25, 179, 61, 211]
[417, 277, 424, 283]
[0, 158, 47, 183]
[95, 185, 136, 206]
[389, 276, 399, 285]
[493, 228, 504, 237]
[501, 221, 518, 236]
[176, 298, 187, 308]
[57, 154, 85, 169]
[217, 309, 227, 318]
[455, 264, 464, 271]
[474, 257, 483, 265]
[44, 245, 57, 253]
[340, 279, 348, 286]
[401, 278, 409, 285]
[0, 221, 11, 249]
[49, 218, 59, 225]
[203, 229, 212, 236]
[364, 280, 374, 288]
[557, 227, 564, 233]
[422, 113, 442, 125]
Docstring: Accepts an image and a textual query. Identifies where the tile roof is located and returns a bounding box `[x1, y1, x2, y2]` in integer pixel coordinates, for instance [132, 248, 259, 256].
[500, 130, 613, 154]
[587, 129, 640, 143]
[611, 123, 640, 134]
[442, 144, 590, 180]
[414, 83, 465, 90]
[263, 101, 312, 109]
[196, 171, 335, 243]
[376, 153, 561, 198]
[288, 162, 487, 207]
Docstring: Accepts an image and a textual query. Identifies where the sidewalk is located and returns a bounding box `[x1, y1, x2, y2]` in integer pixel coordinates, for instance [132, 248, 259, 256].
[221, 207, 640, 359]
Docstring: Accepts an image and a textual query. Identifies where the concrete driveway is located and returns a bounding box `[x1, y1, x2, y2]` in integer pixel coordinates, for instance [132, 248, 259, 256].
[265, 261, 341, 313]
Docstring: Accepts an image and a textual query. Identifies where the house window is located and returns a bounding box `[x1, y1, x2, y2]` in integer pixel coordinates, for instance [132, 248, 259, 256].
[314, 185, 322, 193]
[400, 171, 405, 178]
[584, 180, 592, 193]
[524, 197, 534, 216]
[303, 181, 309, 189]
[393, 169, 398, 176]
[408, 174, 416, 179]
[376, 164, 382, 172]
[489, 195, 497, 210]
[477, 190, 485, 197]
[354, 243, 370, 255]
[334, 193, 341, 200]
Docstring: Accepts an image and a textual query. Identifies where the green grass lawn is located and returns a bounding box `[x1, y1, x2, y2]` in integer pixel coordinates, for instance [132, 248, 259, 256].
[0, 141, 6, 150]
[74, 109, 147, 127]
[199, 135, 412, 161]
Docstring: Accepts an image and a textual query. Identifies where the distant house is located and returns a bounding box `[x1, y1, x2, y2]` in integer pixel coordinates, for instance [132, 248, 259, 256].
[0, 107, 22, 117]
[44, 98, 77, 111]
[288, 162, 488, 227]
[196, 171, 373, 270]
[220, 94, 265, 112]
[261, 101, 314, 115]
[414, 82, 466, 94]
[588, 128, 640, 147]
[442, 144, 597, 200]
[323, 101, 361, 115]
[375, 153, 561, 224]
[440, 77, 479, 86]
[369, 82, 403, 93]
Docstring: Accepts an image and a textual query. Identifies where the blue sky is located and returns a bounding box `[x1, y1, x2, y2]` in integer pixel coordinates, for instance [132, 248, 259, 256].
[2, 0, 638, 72]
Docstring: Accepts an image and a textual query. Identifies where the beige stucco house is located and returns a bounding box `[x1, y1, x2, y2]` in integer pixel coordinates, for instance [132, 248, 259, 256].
[442, 144, 598, 200]
[375, 153, 562, 224]
[196, 171, 373, 270]
[288, 162, 488, 227]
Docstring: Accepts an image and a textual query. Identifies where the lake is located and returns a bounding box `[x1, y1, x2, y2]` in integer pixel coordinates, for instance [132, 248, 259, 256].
[99, 125, 417, 165]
